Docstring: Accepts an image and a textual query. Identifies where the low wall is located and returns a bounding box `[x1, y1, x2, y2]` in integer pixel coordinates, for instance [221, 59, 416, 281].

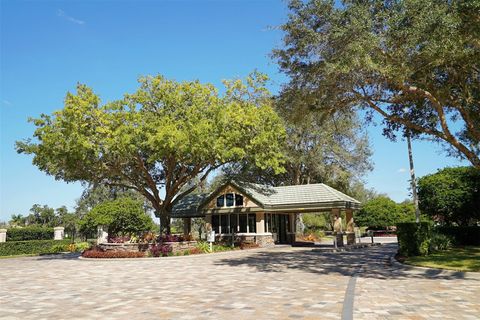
[215, 234, 274, 248]
[98, 241, 198, 254]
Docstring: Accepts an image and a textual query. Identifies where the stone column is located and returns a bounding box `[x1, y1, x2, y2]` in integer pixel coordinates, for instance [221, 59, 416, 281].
[287, 213, 296, 244]
[183, 218, 192, 236]
[345, 208, 355, 245]
[331, 208, 344, 247]
[54, 227, 65, 240]
[256, 212, 265, 234]
[0, 229, 6, 243]
[97, 225, 108, 244]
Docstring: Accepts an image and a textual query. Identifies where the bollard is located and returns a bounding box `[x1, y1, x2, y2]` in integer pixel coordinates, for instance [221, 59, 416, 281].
[54, 227, 65, 240]
[0, 229, 6, 243]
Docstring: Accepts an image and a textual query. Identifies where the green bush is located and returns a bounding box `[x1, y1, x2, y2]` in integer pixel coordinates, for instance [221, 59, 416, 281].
[397, 222, 433, 256]
[6, 226, 54, 241]
[429, 233, 452, 252]
[436, 226, 480, 246]
[0, 240, 71, 256]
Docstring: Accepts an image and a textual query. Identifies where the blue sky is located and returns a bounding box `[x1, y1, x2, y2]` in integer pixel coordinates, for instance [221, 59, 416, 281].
[0, 0, 467, 222]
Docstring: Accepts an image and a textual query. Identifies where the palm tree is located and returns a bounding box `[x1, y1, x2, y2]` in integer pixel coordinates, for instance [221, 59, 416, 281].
[406, 130, 421, 223]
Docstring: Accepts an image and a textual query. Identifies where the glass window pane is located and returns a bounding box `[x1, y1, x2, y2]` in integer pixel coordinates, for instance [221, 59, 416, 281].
[226, 193, 234, 207]
[239, 214, 247, 233]
[212, 215, 219, 233]
[220, 215, 229, 234]
[248, 214, 256, 233]
[230, 214, 238, 233]
[216, 195, 224, 207]
[235, 194, 243, 206]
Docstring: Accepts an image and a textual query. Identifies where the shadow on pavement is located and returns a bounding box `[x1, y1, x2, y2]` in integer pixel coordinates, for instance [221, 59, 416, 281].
[214, 243, 476, 281]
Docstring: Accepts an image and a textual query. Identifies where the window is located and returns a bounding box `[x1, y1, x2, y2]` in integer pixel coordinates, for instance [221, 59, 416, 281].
[230, 213, 238, 233]
[239, 214, 247, 232]
[248, 214, 256, 233]
[212, 215, 220, 233]
[225, 193, 234, 207]
[216, 195, 225, 207]
[220, 215, 229, 234]
[235, 194, 243, 206]
[216, 192, 244, 207]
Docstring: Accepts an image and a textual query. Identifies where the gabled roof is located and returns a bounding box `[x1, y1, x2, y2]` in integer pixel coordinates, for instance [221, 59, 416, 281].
[171, 193, 209, 218]
[171, 181, 361, 218]
[232, 181, 360, 208]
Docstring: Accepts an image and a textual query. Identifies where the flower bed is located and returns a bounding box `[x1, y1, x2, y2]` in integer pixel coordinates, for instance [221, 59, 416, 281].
[82, 249, 146, 258]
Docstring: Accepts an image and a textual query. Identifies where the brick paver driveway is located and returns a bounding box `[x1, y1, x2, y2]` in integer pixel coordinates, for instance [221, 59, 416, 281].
[1, 244, 479, 319]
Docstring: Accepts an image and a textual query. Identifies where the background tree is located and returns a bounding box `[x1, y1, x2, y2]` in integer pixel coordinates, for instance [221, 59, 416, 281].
[274, 0, 480, 167]
[223, 94, 372, 233]
[16, 73, 285, 235]
[355, 196, 415, 229]
[417, 166, 480, 226]
[9, 214, 26, 227]
[79, 197, 155, 237]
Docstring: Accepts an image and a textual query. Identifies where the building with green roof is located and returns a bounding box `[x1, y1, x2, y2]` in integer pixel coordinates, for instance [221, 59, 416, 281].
[172, 181, 360, 246]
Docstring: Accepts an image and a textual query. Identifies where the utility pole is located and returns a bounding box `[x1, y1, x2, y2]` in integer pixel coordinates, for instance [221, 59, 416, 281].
[406, 130, 420, 223]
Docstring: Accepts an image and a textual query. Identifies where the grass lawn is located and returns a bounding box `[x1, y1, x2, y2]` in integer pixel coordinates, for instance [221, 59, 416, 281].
[405, 246, 480, 272]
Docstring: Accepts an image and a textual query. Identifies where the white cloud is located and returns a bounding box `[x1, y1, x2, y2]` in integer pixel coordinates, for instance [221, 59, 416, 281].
[397, 168, 407, 173]
[57, 9, 85, 25]
[2, 100, 12, 106]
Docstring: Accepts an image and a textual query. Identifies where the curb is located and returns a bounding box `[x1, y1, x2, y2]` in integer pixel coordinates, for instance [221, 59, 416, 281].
[389, 255, 480, 279]
[311, 242, 381, 253]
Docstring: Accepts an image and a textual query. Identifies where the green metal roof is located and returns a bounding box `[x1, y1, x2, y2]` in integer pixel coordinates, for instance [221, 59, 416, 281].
[171, 181, 361, 218]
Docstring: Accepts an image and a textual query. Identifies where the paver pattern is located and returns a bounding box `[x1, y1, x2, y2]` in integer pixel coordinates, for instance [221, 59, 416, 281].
[0, 242, 478, 319]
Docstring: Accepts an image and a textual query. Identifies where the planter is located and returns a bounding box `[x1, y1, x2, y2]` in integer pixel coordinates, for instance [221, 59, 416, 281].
[97, 241, 198, 255]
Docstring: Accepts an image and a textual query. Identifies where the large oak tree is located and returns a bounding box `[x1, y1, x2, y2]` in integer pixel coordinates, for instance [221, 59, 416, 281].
[16, 73, 286, 234]
[274, 0, 480, 167]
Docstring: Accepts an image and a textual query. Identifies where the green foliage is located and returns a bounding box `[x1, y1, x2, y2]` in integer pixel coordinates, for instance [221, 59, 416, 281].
[397, 222, 433, 256]
[196, 241, 211, 253]
[6, 226, 54, 241]
[0, 240, 71, 256]
[302, 213, 328, 231]
[355, 196, 415, 228]
[429, 233, 453, 253]
[17, 73, 286, 234]
[275, 0, 480, 167]
[224, 102, 372, 190]
[436, 226, 480, 246]
[418, 166, 480, 226]
[80, 198, 155, 237]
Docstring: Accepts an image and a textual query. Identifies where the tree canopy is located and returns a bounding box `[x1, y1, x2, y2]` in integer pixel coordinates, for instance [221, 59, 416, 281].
[417, 166, 480, 226]
[16, 72, 286, 234]
[79, 197, 155, 237]
[355, 196, 416, 228]
[274, 0, 480, 167]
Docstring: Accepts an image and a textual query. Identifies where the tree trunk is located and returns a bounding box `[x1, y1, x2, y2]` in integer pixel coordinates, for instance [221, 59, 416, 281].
[406, 131, 421, 223]
[160, 211, 170, 236]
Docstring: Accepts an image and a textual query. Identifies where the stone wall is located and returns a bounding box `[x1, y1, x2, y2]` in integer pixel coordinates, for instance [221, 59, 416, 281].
[97, 241, 198, 254]
[215, 234, 274, 248]
[255, 234, 274, 247]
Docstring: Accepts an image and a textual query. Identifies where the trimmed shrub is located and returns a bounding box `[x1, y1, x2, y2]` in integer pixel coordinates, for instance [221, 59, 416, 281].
[0, 239, 71, 256]
[6, 226, 54, 241]
[82, 249, 145, 258]
[397, 222, 433, 256]
[436, 226, 480, 246]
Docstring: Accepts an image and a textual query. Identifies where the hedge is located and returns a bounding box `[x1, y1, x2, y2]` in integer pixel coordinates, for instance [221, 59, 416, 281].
[0, 239, 71, 256]
[396, 222, 433, 256]
[6, 226, 54, 241]
[436, 226, 480, 246]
